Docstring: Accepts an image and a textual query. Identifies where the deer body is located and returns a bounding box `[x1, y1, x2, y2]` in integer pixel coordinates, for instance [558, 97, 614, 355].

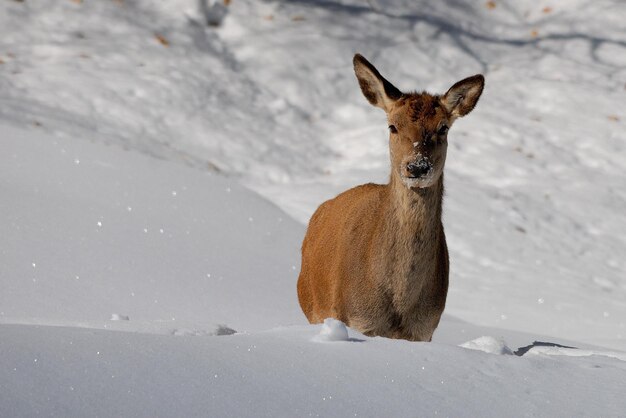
[297, 54, 484, 341]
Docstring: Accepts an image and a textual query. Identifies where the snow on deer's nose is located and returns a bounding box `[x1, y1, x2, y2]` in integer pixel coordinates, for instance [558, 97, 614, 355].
[406, 158, 432, 178]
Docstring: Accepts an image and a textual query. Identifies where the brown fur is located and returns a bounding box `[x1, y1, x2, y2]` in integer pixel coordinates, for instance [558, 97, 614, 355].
[297, 54, 484, 341]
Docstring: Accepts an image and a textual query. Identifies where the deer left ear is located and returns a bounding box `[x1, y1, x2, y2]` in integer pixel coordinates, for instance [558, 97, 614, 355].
[353, 53, 402, 112]
[442, 74, 484, 118]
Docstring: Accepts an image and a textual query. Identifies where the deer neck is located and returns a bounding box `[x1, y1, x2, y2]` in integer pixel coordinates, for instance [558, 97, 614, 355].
[386, 173, 444, 239]
[377, 173, 445, 312]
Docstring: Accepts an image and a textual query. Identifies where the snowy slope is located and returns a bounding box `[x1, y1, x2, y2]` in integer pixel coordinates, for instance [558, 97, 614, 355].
[1, 0, 626, 416]
[2, 125, 626, 418]
[1, 124, 305, 334]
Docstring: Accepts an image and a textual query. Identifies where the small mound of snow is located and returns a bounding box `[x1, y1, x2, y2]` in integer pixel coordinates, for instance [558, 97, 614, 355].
[110, 314, 130, 321]
[171, 325, 236, 337]
[314, 318, 350, 342]
[460, 336, 513, 355]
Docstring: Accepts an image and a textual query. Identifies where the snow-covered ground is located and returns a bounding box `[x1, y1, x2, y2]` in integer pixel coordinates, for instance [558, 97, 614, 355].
[1, 0, 626, 416]
[3, 124, 625, 417]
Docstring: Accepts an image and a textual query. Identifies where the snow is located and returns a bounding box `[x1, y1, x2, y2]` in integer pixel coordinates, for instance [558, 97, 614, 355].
[2, 323, 626, 418]
[3, 323, 626, 418]
[460, 336, 514, 356]
[0, 124, 304, 334]
[1, 0, 626, 416]
[109, 314, 130, 321]
[314, 318, 351, 342]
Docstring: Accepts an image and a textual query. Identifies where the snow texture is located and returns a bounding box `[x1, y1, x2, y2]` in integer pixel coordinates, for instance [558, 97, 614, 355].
[1, 0, 626, 416]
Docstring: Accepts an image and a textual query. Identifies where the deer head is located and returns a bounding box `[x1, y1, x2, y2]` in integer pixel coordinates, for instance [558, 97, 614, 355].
[353, 54, 484, 189]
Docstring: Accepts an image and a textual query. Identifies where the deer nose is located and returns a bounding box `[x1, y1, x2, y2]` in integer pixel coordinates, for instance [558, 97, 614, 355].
[406, 159, 432, 178]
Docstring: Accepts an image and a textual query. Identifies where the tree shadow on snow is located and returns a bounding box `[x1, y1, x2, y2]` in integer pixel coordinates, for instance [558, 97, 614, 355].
[276, 0, 626, 73]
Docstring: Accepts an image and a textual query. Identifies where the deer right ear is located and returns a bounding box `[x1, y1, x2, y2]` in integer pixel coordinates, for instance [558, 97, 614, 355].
[442, 74, 484, 118]
[353, 54, 402, 112]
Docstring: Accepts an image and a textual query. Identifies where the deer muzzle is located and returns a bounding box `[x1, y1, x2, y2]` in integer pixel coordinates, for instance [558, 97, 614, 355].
[406, 158, 432, 178]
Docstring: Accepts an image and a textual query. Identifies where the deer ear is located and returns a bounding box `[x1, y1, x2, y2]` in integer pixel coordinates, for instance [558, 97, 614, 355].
[353, 54, 402, 112]
[442, 74, 484, 118]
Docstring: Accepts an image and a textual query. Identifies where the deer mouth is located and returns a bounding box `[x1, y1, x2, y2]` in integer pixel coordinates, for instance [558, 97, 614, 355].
[401, 166, 437, 189]
[402, 175, 433, 189]
[404, 171, 432, 180]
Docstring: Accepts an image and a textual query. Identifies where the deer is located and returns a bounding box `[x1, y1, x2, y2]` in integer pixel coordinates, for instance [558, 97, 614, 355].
[297, 54, 484, 342]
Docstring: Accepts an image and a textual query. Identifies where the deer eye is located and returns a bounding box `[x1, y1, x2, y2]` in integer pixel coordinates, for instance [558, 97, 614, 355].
[388, 125, 398, 134]
[437, 125, 449, 136]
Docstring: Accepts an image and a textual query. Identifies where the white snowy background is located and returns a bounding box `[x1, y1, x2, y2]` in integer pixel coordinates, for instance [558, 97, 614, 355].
[1, 0, 625, 416]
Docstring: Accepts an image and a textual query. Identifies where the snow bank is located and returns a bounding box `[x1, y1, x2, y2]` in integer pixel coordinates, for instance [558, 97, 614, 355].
[2, 323, 626, 418]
